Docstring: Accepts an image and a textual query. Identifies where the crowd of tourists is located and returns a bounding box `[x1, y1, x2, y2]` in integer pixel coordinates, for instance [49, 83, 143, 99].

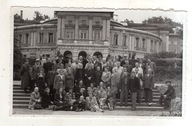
[19, 54, 175, 112]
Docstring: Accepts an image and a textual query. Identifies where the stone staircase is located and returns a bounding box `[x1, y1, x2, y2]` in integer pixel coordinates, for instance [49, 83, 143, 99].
[13, 81, 165, 110]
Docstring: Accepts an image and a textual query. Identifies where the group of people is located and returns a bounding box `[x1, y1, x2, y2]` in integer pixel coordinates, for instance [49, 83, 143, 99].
[19, 54, 175, 112]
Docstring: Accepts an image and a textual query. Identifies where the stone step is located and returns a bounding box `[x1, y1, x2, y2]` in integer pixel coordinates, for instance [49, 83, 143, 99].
[13, 104, 164, 111]
[13, 93, 31, 97]
[13, 96, 30, 100]
[13, 100, 29, 104]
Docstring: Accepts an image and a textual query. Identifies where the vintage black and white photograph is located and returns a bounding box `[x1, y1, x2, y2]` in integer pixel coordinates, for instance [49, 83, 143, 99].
[12, 7, 185, 116]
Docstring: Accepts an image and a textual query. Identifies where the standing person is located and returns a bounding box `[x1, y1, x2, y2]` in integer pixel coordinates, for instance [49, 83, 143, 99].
[28, 87, 42, 110]
[94, 66, 102, 87]
[36, 68, 46, 95]
[55, 59, 64, 71]
[132, 62, 143, 104]
[139, 59, 146, 74]
[84, 64, 94, 88]
[159, 81, 176, 109]
[75, 63, 84, 84]
[47, 65, 56, 101]
[20, 59, 31, 93]
[146, 59, 156, 74]
[43, 57, 54, 83]
[110, 68, 118, 95]
[113, 61, 123, 91]
[53, 69, 65, 93]
[119, 67, 129, 106]
[65, 67, 74, 92]
[93, 58, 102, 71]
[129, 71, 140, 110]
[29, 59, 40, 92]
[143, 69, 154, 106]
[124, 60, 133, 73]
[106, 58, 114, 72]
[101, 67, 111, 88]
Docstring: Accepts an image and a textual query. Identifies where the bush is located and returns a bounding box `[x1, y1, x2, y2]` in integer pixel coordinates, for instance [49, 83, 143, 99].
[144, 51, 181, 60]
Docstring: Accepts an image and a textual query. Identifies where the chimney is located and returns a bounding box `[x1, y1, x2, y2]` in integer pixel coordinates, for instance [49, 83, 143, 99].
[20, 10, 23, 19]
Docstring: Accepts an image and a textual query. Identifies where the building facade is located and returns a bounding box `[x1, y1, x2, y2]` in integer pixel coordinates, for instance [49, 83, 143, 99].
[14, 11, 165, 60]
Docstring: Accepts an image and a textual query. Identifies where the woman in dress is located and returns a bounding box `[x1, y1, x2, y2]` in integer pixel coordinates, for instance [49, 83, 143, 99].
[94, 66, 102, 87]
[53, 69, 65, 93]
[110, 68, 118, 94]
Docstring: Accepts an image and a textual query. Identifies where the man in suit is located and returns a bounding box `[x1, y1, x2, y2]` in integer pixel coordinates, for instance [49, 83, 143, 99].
[159, 80, 176, 109]
[143, 68, 154, 106]
[119, 67, 129, 106]
[129, 71, 140, 110]
[146, 59, 156, 75]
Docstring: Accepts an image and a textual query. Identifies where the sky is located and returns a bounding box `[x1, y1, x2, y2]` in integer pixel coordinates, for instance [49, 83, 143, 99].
[12, 7, 186, 24]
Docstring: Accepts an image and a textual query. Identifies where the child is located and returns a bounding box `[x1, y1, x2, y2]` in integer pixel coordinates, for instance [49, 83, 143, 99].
[73, 95, 86, 112]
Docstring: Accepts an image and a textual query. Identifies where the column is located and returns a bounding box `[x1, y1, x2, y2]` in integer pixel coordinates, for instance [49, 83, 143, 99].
[166, 35, 169, 52]
[30, 32, 33, 46]
[128, 34, 131, 51]
[106, 17, 110, 41]
[88, 16, 93, 40]
[102, 17, 106, 40]
[34, 32, 36, 47]
[132, 36, 135, 51]
[75, 16, 79, 40]
[146, 38, 150, 53]
[61, 16, 65, 39]
[57, 17, 61, 39]
[156, 41, 159, 53]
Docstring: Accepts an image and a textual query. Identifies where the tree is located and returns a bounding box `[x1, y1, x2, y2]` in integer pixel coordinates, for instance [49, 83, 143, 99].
[14, 14, 23, 21]
[121, 19, 134, 26]
[33, 11, 50, 22]
[14, 34, 23, 80]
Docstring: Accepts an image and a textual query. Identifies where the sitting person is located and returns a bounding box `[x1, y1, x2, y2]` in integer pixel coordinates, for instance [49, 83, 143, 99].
[53, 88, 71, 111]
[97, 86, 107, 109]
[74, 80, 86, 99]
[41, 87, 53, 109]
[106, 86, 116, 111]
[87, 83, 97, 95]
[73, 95, 86, 112]
[86, 93, 104, 112]
[28, 87, 42, 110]
[159, 80, 176, 109]
[65, 89, 76, 108]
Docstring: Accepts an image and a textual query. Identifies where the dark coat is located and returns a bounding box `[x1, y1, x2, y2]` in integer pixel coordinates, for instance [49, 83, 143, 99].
[75, 68, 84, 82]
[20, 64, 30, 89]
[164, 85, 176, 99]
[65, 71, 74, 89]
[143, 74, 154, 89]
[41, 92, 53, 108]
[129, 77, 140, 92]
[84, 68, 94, 87]
[47, 71, 56, 87]
[54, 91, 67, 106]
[43, 62, 54, 75]
[119, 72, 130, 90]
[94, 70, 102, 87]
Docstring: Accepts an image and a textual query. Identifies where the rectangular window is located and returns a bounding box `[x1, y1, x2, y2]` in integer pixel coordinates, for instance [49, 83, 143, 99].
[113, 34, 118, 45]
[18, 34, 22, 44]
[142, 38, 146, 48]
[48, 33, 53, 43]
[25, 34, 29, 44]
[136, 37, 139, 48]
[94, 31, 101, 40]
[66, 32, 74, 39]
[80, 30, 87, 39]
[122, 35, 127, 46]
[39, 33, 44, 43]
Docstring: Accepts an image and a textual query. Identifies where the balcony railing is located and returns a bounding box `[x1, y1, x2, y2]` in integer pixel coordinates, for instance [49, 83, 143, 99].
[57, 39, 109, 46]
[135, 47, 147, 51]
[36, 43, 56, 46]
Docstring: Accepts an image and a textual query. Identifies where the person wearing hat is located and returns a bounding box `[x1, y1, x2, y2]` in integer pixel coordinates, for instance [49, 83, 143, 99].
[159, 80, 176, 109]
